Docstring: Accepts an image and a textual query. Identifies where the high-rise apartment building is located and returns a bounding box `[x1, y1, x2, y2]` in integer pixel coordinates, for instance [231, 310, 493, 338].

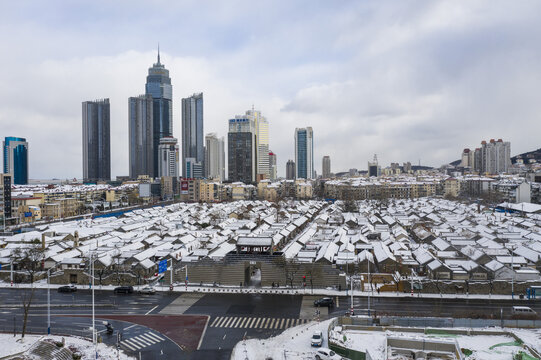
[205, 133, 225, 181]
[82, 99, 110, 183]
[0, 174, 11, 226]
[248, 108, 269, 180]
[460, 148, 475, 168]
[158, 137, 179, 178]
[228, 117, 257, 183]
[286, 160, 296, 180]
[185, 157, 203, 179]
[129, 94, 154, 179]
[294, 127, 314, 179]
[269, 151, 277, 181]
[368, 154, 380, 177]
[322, 155, 331, 179]
[181, 93, 204, 178]
[3, 137, 28, 185]
[481, 139, 511, 174]
[145, 50, 173, 177]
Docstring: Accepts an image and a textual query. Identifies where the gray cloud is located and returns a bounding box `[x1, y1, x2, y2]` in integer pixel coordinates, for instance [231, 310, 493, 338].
[0, 0, 540, 179]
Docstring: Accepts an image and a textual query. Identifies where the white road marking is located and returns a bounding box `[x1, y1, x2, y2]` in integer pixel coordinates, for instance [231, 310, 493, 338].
[145, 305, 158, 315]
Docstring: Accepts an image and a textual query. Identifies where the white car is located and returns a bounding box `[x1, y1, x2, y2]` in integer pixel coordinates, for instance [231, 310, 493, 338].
[314, 347, 344, 360]
[311, 330, 323, 347]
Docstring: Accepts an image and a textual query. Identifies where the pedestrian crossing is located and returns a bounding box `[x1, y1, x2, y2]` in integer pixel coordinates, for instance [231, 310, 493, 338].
[209, 316, 310, 329]
[119, 331, 166, 352]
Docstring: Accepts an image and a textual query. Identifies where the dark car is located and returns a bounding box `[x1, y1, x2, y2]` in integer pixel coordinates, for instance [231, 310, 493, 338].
[314, 297, 334, 307]
[114, 286, 134, 294]
[57, 284, 77, 293]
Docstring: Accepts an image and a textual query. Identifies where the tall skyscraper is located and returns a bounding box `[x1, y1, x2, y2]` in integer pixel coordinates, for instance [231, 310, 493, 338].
[322, 155, 331, 179]
[205, 133, 225, 181]
[82, 99, 110, 183]
[269, 151, 277, 181]
[368, 154, 380, 177]
[244, 108, 269, 180]
[480, 139, 510, 174]
[146, 49, 173, 177]
[181, 93, 204, 178]
[3, 137, 28, 185]
[129, 95, 154, 179]
[228, 117, 257, 183]
[294, 127, 314, 179]
[158, 137, 179, 178]
[286, 160, 296, 180]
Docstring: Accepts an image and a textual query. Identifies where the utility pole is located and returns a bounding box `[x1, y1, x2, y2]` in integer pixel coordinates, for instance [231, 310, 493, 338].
[511, 245, 515, 300]
[367, 257, 371, 317]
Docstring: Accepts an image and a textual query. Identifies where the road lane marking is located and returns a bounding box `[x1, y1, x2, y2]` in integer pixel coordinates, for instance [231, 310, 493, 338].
[134, 336, 153, 346]
[121, 340, 138, 351]
[284, 318, 290, 327]
[145, 305, 158, 315]
[336, 297, 339, 307]
[223, 317, 234, 327]
[229, 317, 240, 328]
[237, 317, 247, 328]
[247, 317, 255, 328]
[269, 318, 276, 329]
[262, 318, 270, 328]
[279, 318, 285, 329]
[222, 334, 226, 340]
[146, 332, 165, 341]
[216, 317, 227, 327]
[123, 324, 137, 331]
[128, 338, 146, 347]
[139, 334, 158, 345]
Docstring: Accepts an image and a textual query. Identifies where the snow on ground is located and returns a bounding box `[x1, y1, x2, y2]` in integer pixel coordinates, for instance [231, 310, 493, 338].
[231, 319, 333, 360]
[0, 334, 135, 359]
[232, 318, 541, 360]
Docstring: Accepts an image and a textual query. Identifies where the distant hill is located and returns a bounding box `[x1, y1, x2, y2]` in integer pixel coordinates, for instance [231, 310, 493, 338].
[512, 148, 541, 164]
[449, 159, 461, 167]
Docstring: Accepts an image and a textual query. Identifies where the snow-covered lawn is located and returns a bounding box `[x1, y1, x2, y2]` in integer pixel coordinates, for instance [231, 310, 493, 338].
[231, 318, 541, 360]
[231, 319, 334, 360]
[0, 334, 135, 360]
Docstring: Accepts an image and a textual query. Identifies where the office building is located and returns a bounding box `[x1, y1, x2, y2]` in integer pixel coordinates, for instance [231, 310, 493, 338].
[82, 99, 110, 183]
[205, 133, 225, 181]
[185, 157, 203, 179]
[0, 174, 11, 226]
[3, 137, 28, 185]
[294, 127, 314, 179]
[481, 139, 511, 174]
[146, 49, 173, 177]
[368, 154, 380, 177]
[286, 160, 296, 180]
[181, 93, 204, 178]
[129, 94, 154, 179]
[247, 108, 269, 180]
[228, 117, 256, 183]
[269, 151, 277, 181]
[322, 155, 331, 179]
[158, 137, 179, 178]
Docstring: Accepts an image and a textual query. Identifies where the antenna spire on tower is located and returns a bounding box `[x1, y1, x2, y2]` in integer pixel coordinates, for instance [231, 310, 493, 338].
[157, 42, 161, 65]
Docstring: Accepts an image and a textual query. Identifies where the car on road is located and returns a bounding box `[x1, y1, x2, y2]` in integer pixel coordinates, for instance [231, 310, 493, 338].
[57, 285, 77, 293]
[314, 297, 334, 307]
[114, 286, 134, 294]
[314, 347, 344, 359]
[512, 306, 538, 319]
[137, 286, 156, 295]
[311, 330, 323, 347]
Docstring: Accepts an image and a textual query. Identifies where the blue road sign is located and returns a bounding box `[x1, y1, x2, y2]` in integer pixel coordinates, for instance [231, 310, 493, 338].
[158, 259, 167, 274]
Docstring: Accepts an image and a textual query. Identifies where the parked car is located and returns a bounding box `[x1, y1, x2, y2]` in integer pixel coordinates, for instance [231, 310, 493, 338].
[314, 297, 334, 307]
[114, 286, 134, 294]
[138, 286, 156, 295]
[314, 347, 344, 360]
[511, 306, 538, 319]
[57, 284, 77, 293]
[311, 330, 323, 347]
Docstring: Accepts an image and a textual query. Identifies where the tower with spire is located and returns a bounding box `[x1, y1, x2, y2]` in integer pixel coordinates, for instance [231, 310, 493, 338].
[145, 46, 173, 178]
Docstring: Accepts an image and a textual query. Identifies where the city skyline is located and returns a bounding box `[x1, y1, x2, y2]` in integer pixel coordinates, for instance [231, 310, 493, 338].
[2, 2, 541, 179]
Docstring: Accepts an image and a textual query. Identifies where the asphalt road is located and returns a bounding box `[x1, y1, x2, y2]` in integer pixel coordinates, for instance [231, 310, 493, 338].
[0, 287, 540, 359]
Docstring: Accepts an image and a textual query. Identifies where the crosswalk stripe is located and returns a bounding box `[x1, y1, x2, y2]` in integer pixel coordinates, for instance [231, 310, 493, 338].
[263, 318, 270, 328]
[239, 317, 248, 328]
[254, 318, 262, 328]
[273, 318, 280, 329]
[247, 317, 255, 328]
[146, 332, 165, 342]
[223, 317, 233, 327]
[215, 317, 227, 327]
[210, 317, 220, 327]
[120, 341, 138, 351]
[233, 317, 243, 328]
[278, 318, 284, 329]
[127, 338, 146, 347]
[296, 319, 301, 326]
[134, 336, 153, 346]
[139, 334, 158, 344]
[269, 318, 276, 329]
[229, 317, 239, 328]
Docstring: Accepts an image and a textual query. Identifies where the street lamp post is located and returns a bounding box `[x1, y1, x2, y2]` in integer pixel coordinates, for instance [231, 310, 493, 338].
[367, 256, 371, 317]
[511, 245, 515, 300]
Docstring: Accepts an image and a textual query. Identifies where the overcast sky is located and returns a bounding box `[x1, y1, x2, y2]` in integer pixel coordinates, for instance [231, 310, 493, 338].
[1, 1, 540, 179]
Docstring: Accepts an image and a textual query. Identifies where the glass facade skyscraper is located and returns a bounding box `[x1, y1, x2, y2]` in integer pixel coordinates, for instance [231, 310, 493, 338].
[228, 117, 257, 183]
[82, 99, 110, 183]
[129, 94, 154, 179]
[3, 137, 28, 185]
[181, 93, 204, 178]
[145, 51, 173, 178]
[295, 127, 314, 179]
